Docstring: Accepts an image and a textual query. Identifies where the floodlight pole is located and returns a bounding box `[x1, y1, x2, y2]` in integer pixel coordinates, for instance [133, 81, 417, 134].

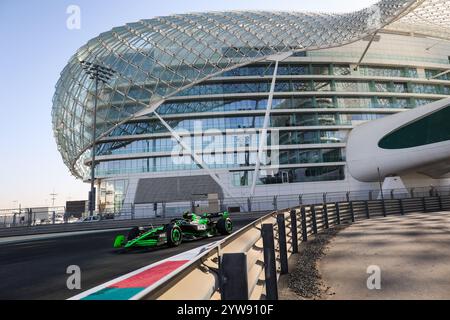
[80, 61, 116, 216]
[89, 74, 99, 216]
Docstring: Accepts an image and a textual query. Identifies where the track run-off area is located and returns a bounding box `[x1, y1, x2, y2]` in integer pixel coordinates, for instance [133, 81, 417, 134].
[320, 211, 450, 300]
[0, 216, 261, 300]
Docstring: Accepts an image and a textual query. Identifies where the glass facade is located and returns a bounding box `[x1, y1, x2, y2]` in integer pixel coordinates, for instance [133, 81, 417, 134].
[91, 59, 450, 187]
[379, 103, 450, 150]
[52, 2, 450, 180]
[51, 2, 450, 206]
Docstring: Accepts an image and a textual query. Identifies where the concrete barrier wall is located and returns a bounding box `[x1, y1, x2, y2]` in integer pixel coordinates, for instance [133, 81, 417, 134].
[0, 212, 268, 238]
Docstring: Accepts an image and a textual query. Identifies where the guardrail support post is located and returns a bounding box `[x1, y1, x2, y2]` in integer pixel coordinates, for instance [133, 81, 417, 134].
[277, 214, 289, 275]
[290, 209, 298, 254]
[438, 196, 443, 211]
[399, 198, 404, 215]
[422, 197, 427, 213]
[323, 204, 329, 229]
[262, 224, 278, 300]
[298, 195, 303, 207]
[382, 199, 387, 217]
[301, 207, 307, 242]
[311, 206, 317, 234]
[335, 203, 341, 225]
[247, 198, 252, 213]
[365, 201, 370, 219]
[350, 201, 355, 223]
[390, 190, 395, 200]
[220, 253, 249, 300]
[273, 196, 278, 211]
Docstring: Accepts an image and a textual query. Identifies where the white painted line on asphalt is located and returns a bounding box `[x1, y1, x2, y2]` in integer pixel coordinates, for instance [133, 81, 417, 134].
[0, 228, 129, 245]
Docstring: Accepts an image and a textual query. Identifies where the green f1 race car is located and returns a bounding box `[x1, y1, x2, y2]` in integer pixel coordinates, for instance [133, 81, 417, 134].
[113, 211, 233, 250]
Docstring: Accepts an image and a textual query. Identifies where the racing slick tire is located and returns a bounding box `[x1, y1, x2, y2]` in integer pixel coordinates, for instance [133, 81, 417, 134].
[166, 224, 183, 247]
[217, 217, 233, 235]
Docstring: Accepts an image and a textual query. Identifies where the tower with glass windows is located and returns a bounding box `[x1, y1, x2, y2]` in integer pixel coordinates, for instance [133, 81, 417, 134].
[52, 2, 450, 213]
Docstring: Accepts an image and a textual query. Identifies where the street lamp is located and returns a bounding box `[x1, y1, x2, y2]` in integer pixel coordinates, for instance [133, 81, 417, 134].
[80, 60, 116, 216]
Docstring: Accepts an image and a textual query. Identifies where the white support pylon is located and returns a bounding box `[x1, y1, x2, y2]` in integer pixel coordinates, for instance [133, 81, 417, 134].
[250, 52, 293, 198]
[152, 111, 242, 207]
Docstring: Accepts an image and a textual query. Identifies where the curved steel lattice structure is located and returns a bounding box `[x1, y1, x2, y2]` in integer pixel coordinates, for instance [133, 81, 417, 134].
[52, 0, 450, 179]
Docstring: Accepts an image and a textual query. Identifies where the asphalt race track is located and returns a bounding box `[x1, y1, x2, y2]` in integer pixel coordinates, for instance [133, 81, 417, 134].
[0, 216, 260, 300]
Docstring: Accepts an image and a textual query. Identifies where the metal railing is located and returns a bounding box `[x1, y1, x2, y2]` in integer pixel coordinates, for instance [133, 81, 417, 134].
[1, 184, 449, 230]
[0, 207, 66, 228]
[136, 191, 450, 300]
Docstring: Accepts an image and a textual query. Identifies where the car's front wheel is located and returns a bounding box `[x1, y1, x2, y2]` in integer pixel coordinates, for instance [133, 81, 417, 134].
[166, 224, 182, 247]
[217, 218, 233, 235]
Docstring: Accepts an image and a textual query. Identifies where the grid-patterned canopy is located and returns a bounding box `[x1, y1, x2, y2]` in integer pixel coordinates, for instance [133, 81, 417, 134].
[51, 0, 450, 178]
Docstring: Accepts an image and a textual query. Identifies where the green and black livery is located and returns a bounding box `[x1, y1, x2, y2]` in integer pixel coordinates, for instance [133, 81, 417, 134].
[113, 211, 233, 250]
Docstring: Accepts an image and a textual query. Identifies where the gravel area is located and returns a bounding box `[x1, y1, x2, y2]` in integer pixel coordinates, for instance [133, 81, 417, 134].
[288, 226, 347, 299]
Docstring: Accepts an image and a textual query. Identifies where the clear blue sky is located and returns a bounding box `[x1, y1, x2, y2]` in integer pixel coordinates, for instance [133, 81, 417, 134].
[0, 0, 377, 208]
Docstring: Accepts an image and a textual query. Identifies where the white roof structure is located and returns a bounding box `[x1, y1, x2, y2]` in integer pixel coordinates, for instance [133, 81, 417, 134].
[386, 0, 450, 40]
[52, 0, 450, 178]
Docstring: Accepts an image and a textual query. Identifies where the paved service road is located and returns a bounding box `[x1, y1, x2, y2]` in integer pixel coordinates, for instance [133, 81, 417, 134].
[0, 216, 260, 300]
[320, 211, 450, 300]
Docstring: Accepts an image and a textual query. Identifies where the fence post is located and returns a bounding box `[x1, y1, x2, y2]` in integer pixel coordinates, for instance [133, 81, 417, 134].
[300, 207, 307, 242]
[298, 195, 303, 207]
[346, 192, 350, 202]
[438, 196, 443, 211]
[335, 202, 341, 225]
[273, 196, 278, 211]
[28, 209, 33, 227]
[261, 224, 278, 300]
[277, 214, 289, 275]
[131, 204, 135, 220]
[290, 209, 298, 254]
[52, 211, 56, 225]
[382, 199, 387, 217]
[247, 198, 252, 213]
[369, 191, 373, 201]
[323, 204, 329, 229]
[311, 206, 318, 234]
[399, 198, 404, 215]
[365, 201, 370, 219]
[422, 197, 427, 213]
[350, 201, 355, 223]
[220, 253, 249, 300]
[390, 190, 395, 200]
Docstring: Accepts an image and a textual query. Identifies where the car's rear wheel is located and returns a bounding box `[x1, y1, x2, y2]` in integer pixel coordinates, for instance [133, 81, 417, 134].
[166, 224, 182, 247]
[217, 218, 233, 235]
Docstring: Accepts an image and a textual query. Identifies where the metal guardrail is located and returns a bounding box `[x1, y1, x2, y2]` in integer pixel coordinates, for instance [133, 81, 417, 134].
[137, 193, 450, 300]
[0, 212, 269, 238]
[1, 184, 448, 230]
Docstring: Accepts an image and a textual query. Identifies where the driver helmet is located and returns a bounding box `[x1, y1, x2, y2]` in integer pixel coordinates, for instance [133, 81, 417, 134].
[138, 227, 145, 232]
[183, 211, 193, 220]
